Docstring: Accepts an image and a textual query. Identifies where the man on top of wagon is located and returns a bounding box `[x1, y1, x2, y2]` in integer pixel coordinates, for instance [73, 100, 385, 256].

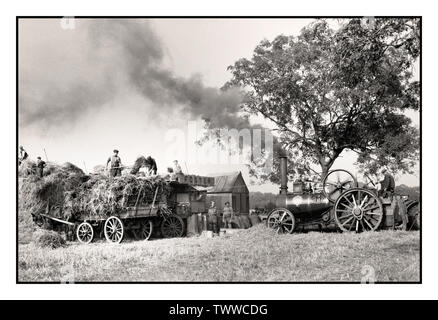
[379, 168, 395, 197]
[106, 149, 122, 177]
[172, 160, 184, 182]
[145, 156, 158, 175]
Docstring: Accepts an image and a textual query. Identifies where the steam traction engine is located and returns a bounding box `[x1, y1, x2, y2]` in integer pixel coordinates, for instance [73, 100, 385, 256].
[267, 156, 420, 233]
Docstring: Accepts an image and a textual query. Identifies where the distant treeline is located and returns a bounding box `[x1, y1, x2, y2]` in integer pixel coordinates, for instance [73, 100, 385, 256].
[249, 192, 278, 210]
[250, 185, 420, 209]
[395, 185, 420, 201]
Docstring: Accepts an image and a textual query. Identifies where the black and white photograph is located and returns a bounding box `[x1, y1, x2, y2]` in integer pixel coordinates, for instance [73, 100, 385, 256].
[16, 16, 422, 284]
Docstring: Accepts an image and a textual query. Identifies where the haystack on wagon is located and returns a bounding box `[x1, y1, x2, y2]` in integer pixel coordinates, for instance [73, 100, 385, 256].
[267, 156, 420, 234]
[32, 176, 215, 244]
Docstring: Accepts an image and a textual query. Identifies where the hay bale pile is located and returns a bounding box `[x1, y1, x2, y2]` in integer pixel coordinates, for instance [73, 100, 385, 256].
[18, 161, 172, 225]
[32, 229, 66, 249]
[19, 162, 88, 222]
[238, 215, 252, 229]
[18, 159, 37, 177]
[230, 216, 241, 229]
[72, 174, 171, 219]
[249, 214, 261, 226]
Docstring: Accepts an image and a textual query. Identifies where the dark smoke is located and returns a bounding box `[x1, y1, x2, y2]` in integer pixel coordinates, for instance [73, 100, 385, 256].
[19, 19, 251, 130]
[19, 81, 116, 128]
[19, 19, 283, 157]
[88, 19, 250, 129]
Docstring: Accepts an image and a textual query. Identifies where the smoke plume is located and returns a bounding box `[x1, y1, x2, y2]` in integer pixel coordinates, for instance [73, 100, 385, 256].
[19, 19, 249, 131]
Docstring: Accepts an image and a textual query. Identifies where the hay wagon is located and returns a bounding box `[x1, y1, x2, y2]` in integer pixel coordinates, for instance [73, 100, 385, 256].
[37, 182, 194, 244]
[266, 156, 420, 233]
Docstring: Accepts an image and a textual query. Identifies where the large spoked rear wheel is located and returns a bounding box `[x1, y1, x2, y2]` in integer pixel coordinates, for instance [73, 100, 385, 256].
[334, 188, 383, 232]
[104, 216, 124, 243]
[267, 208, 296, 234]
[76, 222, 94, 244]
[323, 169, 357, 203]
[161, 215, 184, 238]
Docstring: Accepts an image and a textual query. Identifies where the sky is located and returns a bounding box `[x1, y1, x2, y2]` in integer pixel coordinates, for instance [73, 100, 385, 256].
[18, 18, 420, 193]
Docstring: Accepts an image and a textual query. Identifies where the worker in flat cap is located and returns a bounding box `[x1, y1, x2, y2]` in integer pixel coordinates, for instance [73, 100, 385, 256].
[106, 149, 122, 178]
[36, 156, 46, 178]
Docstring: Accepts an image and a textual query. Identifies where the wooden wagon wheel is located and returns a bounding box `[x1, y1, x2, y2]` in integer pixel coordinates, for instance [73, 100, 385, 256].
[161, 215, 184, 238]
[323, 169, 357, 203]
[334, 188, 383, 232]
[266, 208, 296, 234]
[133, 220, 154, 241]
[104, 216, 124, 243]
[76, 222, 94, 244]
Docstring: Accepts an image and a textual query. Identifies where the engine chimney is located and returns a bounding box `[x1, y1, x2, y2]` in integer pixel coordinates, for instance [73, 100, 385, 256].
[279, 156, 288, 194]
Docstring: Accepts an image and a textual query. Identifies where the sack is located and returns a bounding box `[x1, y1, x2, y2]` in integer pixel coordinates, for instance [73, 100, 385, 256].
[239, 215, 252, 229]
[249, 214, 261, 226]
[230, 216, 241, 229]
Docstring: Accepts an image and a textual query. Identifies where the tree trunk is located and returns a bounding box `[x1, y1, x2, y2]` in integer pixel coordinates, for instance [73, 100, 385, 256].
[319, 160, 334, 179]
[320, 165, 329, 179]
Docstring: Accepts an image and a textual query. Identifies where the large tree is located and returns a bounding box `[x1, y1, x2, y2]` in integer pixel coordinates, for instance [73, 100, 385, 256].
[225, 18, 420, 182]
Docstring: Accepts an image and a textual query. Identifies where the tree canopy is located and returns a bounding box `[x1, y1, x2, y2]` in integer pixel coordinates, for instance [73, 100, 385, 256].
[225, 18, 420, 182]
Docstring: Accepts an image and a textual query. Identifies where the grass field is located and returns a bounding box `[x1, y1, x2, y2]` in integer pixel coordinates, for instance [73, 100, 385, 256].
[18, 224, 420, 282]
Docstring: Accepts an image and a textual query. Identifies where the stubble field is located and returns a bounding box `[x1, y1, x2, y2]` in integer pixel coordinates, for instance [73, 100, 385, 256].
[18, 223, 420, 282]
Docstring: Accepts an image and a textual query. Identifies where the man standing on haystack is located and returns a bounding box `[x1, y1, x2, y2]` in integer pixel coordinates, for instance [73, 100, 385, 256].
[36, 156, 46, 178]
[106, 149, 122, 178]
[18, 146, 28, 165]
[145, 156, 158, 175]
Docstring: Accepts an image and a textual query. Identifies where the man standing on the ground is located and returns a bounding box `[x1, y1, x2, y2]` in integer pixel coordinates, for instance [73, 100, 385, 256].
[379, 168, 395, 197]
[36, 156, 46, 178]
[207, 201, 219, 234]
[19, 146, 28, 165]
[106, 149, 122, 177]
[222, 201, 234, 228]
